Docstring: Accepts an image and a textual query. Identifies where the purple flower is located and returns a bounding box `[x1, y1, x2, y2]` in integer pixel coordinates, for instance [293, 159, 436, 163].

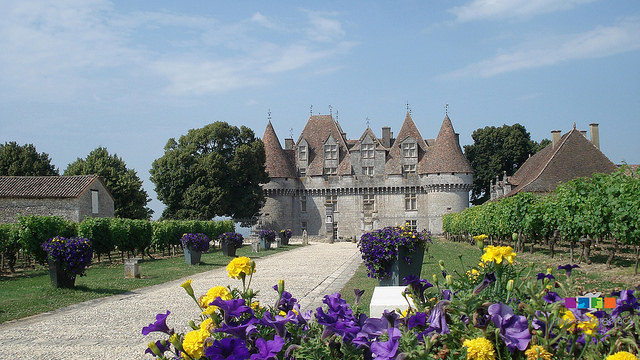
[558, 264, 580, 277]
[402, 275, 433, 303]
[250, 336, 285, 360]
[370, 327, 401, 360]
[211, 298, 253, 323]
[144, 340, 170, 357]
[316, 293, 361, 341]
[612, 290, 640, 318]
[204, 337, 250, 360]
[423, 300, 450, 336]
[273, 285, 298, 313]
[141, 311, 173, 336]
[260, 311, 295, 338]
[441, 289, 452, 301]
[488, 303, 531, 352]
[215, 317, 258, 340]
[543, 292, 563, 304]
[473, 272, 496, 295]
[180, 233, 210, 252]
[354, 289, 365, 306]
[537, 273, 555, 281]
[407, 312, 427, 330]
[352, 316, 386, 347]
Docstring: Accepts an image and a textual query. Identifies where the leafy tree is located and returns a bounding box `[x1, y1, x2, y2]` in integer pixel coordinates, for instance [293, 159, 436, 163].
[464, 124, 547, 205]
[150, 122, 269, 220]
[64, 147, 153, 219]
[0, 142, 58, 176]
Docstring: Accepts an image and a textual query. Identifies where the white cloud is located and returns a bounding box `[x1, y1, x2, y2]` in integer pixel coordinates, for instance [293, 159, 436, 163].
[444, 19, 640, 78]
[0, 1, 353, 99]
[450, 0, 595, 22]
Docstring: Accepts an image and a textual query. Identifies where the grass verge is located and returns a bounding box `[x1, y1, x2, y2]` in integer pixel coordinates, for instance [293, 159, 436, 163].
[0, 244, 298, 324]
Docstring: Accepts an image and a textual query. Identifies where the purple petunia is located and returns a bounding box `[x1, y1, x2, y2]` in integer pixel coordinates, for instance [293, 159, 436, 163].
[402, 275, 433, 303]
[537, 273, 555, 281]
[144, 340, 170, 357]
[215, 317, 258, 340]
[558, 264, 580, 277]
[473, 272, 496, 295]
[370, 327, 401, 360]
[141, 311, 173, 336]
[354, 289, 365, 306]
[422, 300, 450, 336]
[250, 335, 285, 360]
[260, 312, 295, 339]
[204, 337, 251, 360]
[211, 298, 253, 323]
[543, 291, 563, 304]
[488, 303, 531, 352]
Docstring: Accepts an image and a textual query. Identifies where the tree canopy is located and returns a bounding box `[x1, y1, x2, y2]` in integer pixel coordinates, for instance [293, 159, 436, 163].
[0, 142, 58, 176]
[150, 122, 269, 220]
[64, 147, 153, 219]
[463, 124, 548, 205]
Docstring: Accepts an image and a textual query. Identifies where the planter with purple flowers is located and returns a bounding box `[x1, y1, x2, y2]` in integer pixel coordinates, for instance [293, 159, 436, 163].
[42, 236, 93, 289]
[181, 233, 210, 265]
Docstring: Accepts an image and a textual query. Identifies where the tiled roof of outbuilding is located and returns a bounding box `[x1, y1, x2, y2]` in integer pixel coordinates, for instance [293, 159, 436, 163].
[262, 121, 297, 178]
[0, 175, 103, 198]
[506, 127, 617, 196]
[385, 113, 428, 175]
[297, 115, 353, 176]
[423, 115, 473, 174]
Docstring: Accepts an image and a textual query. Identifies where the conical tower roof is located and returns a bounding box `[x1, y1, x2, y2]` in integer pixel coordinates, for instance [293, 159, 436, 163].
[262, 121, 296, 178]
[423, 114, 473, 174]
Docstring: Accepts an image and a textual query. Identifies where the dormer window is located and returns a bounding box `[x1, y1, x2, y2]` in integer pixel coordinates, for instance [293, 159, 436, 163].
[402, 142, 417, 158]
[324, 167, 337, 175]
[324, 144, 337, 160]
[362, 166, 374, 176]
[403, 164, 416, 174]
[298, 145, 307, 161]
[361, 144, 375, 159]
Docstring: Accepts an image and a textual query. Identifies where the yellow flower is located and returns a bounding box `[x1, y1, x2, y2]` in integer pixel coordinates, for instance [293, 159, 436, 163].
[463, 337, 496, 360]
[466, 269, 480, 279]
[605, 351, 638, 360]
[481, 245, 516, 264]
[560, 310, 598, 335]
[250, 301, 261, 311]
[525, 345, 553, 360]
[182, 328, 209, 359]
[473, 234, 488, 241]
[199, 318, 215, 332]
[227, 256, 255, 279]
[199, 285, 232, 311]
[180, 279, 195, 297]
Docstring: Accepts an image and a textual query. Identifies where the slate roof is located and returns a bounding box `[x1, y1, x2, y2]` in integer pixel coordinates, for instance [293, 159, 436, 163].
[423, 115, 473, 174]
[0, 175, 105, 198]
[352, 127, 385, 151]
[296, 115, 353, 176]
[262, 121, 297, 178]
[385, 113, 428, 175]
[506, 127, 617, 196]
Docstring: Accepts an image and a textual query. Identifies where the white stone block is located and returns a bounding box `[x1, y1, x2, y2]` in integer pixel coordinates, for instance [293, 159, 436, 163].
[369, 286, 413, 318]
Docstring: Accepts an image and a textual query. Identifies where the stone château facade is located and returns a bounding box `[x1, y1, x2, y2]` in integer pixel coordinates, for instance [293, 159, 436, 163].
[259, 112, 473, 241]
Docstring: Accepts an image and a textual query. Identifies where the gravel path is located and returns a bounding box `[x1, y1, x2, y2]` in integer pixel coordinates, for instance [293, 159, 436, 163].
[0, 241, 362, 359]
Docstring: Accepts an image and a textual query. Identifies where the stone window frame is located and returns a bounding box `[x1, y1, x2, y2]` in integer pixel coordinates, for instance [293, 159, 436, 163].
[405, 192, 417, 211]
[324, 144, 338, 160]
[325, 195, 338, 212]
[361, 143, 375, 159]
[298, 145, 307, 161]
[91, 190, 99, 214]
[405, 219, 417, 231]
[362, 166, 374, 176]
[402, 141, 417, 158]
[363, 194, 375, 213]
[324, 167, 337, 175]
[300, 195, 307, 212]
[403, 164, 416, 174]
[299, 168, 306, 177]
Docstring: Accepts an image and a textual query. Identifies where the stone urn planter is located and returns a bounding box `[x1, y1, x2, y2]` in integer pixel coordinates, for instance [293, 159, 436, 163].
[48, 259, 76, 289]
[221, 242, 237, 257]
[259, 237, 272, 250]
[184, 247, 202, 265]
[377, 245, 425, 286]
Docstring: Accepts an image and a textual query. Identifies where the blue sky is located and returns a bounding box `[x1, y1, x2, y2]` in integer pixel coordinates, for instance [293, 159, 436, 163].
[1, 0, 639, 218]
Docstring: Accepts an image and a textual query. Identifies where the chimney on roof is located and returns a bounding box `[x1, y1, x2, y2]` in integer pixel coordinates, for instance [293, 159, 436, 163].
[580, 130, 587, 138]
[382, 127, 391, 147]
[589, 123, 600, 149]
[551, 130, 561, 148]
[454, 133, 460, 145]
[285, 138, 294, 150]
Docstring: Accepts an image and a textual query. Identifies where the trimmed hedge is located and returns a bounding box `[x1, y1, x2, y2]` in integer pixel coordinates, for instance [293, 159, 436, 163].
[9, 216, 234, 261]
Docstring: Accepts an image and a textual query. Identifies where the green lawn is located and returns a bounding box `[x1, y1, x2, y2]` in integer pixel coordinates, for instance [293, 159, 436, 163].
[0, 244, 298, 323]
[340, 237, 634, 316]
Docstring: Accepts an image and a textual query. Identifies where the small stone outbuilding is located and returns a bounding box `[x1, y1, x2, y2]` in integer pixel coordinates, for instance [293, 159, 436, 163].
[0, 175, 114, 223]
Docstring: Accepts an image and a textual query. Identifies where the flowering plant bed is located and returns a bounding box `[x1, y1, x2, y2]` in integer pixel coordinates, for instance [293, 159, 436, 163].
[42, 236, 93, 280]
[358, 224, 432, 280]
[180, 233, 210, 252]
[218, 232, 244, 249]
[142, 242, 640, 360]
[258, 229, 276, 243]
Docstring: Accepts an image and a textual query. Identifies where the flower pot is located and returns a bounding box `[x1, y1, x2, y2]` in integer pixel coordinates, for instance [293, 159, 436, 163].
[221, 242, 237, 257]
[280, 233, 290, 245]
[47, 258, 76, 289]
[259, 238, 271, 250]
[378, 245, 425, 286]
[184, 247, 202, 265]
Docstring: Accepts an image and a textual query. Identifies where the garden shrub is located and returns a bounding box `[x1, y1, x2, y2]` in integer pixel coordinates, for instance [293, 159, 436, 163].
[78, 217, 114, 260]
[17, 215, 77, 264]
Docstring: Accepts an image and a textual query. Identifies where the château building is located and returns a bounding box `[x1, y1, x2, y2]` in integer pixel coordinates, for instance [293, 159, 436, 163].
[259, 112, 473, 241]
